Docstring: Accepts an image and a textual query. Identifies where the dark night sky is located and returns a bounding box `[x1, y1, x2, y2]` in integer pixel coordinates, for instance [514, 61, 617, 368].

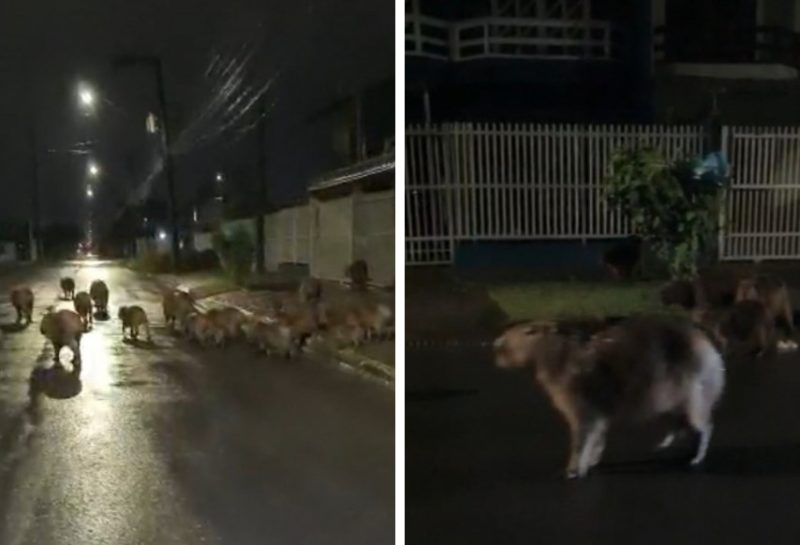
[0, 0, 394, 232]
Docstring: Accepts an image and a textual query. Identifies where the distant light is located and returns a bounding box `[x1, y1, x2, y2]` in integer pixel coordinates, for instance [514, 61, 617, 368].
[146, 112, 158, 134]
[216, 172, 224, 182]
[88, 160, 100, 177]
[86, 187, 94, 198]
[158, 230, 167, 241]
[193, 207, 198, 223]
[78, 83, 96, 110]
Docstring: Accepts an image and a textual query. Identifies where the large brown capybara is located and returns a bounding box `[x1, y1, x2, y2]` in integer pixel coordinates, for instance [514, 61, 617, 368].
[118, 305, 152, 343]
[89, 280, 109, 318]
[40, 309, 83, 369]
[73, 291, 93, 331]
[10, 287, 34, 325]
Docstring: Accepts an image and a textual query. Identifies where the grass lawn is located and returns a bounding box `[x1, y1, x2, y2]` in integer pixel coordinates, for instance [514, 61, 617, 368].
[488, 281, 669, 321]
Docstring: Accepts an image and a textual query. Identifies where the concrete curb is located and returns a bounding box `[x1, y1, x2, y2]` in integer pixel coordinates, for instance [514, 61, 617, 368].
[146, 273, 394, 387]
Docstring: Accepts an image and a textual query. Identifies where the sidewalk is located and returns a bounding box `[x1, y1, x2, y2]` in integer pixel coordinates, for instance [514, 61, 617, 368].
[151, 269, 395, 386]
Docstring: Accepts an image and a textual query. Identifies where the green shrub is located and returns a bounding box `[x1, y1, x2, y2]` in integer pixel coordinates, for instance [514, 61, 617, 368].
[605, 148, 725, 279]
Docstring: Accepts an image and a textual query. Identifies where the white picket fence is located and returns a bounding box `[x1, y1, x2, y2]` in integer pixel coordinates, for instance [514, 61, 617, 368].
[720, 126, 800, 261]
[406, 123, 706, 264]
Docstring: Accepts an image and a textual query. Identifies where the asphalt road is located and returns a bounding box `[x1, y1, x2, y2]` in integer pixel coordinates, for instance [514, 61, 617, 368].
[0, 262, 393, 545]
[407, 341, 800, 545]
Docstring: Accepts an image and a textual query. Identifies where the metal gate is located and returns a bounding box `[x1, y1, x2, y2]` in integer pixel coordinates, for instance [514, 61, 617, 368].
[720, 126, 800, 260]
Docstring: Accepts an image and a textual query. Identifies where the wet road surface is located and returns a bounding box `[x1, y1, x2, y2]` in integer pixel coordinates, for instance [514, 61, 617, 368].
[0, 262, 393, 545]
[408, 342, 800, 545]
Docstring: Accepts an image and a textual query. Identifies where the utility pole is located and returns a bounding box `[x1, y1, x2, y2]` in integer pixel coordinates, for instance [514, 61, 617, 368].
[255, 96, 268, 273]
[27, 101, 41, 261]
[114, 55, 180, 266]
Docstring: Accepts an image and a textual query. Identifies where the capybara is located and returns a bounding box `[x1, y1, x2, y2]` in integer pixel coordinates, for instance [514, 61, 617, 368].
[118, 305, 152, 342]
[276, 304, 323, 351]
[89, 280, 109, 317]
[721, 300, 776, 358]
[163, 290, 195, 331]
[73, 291, 93, 331]
[602, 236, 641, 280]
[242, 317, 297, 358]
[10, 287, 34, 325]
[298, 278, 323, 304]
[493, 316, 725, 479]
[40, 309, 84, 368]
[183, 312, 220, 346]
[735, 275, 793, 335]
[60, 277, 76, 300]
[346, 259, 369, 291]
[206, 307, 247, 346]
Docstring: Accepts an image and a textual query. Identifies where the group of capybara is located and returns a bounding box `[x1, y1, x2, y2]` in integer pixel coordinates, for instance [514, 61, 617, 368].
[492, 271, 799, 479]
[8, 274, 393, 371]
[661, 272, 797, 358]
[8, 278, 112, 370]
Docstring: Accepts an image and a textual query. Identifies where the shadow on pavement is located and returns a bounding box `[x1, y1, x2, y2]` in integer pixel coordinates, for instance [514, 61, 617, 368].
[122, 338, 158, 350]
[28, 365, 82, 401]
[1, 323, 30, 334]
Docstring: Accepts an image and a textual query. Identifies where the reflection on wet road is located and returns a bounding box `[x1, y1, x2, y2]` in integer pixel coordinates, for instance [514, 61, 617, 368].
[0, 262, 393, 545]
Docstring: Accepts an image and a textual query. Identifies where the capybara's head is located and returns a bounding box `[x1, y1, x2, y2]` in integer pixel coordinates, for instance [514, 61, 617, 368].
[117, 306, 129, 321]
[39, 313, 53, 336]
[493, 321, 555, 369]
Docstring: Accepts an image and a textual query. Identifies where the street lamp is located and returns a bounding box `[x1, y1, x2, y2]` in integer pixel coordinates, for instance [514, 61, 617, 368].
[86, 186, 94, 199]
[77, 83, 96, 112]
[88, 160, 100, 178]
[215, 172, 224, 182]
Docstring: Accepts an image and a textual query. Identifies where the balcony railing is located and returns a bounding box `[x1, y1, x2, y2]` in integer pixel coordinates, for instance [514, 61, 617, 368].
[654, 25, 800, 68]
[406, 15, 616, 62]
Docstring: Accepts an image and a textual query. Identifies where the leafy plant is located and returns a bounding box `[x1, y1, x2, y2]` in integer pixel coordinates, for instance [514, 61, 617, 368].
[212, 226, 254, 284]
[605, 147, 726, 279]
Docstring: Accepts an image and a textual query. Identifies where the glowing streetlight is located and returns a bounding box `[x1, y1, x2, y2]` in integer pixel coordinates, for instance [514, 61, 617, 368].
[77, 83, 96, 110]
[86, 187, 94, 199]
[158, 230, 167, 241]
[215, 172, 224, 182]
[88, 160, 100, 178]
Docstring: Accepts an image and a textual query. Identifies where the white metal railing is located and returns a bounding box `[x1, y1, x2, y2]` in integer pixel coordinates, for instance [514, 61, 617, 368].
[720, 126, 800, 261]
[406, 15, 615, 62]
[406, 123, 705, 265]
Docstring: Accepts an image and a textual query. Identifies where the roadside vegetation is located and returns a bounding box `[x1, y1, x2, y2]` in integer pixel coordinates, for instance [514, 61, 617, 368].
[489, 281, 669, 321]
